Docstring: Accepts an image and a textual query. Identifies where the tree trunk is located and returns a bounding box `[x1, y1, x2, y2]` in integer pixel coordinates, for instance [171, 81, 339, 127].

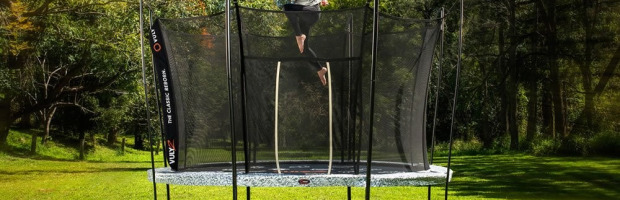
[498, 21, 508, 144]
[593, 46, 620, 95]
[79, 131, 86, 160]
[537, 0, 566, 138]
[535, 0, 554, 139]
[526, 2, 542, 143]
[121, 138, 126, 154]
[0, 99, 10, 148]
[526, 80, 539, 143]
[41, 107, 57, 144]
[481, 63, 492, 148]
[90, 133, 96, 147]
[507, 0, 519, 150]
[541, 82, 554, 138]
[107, 128, 118, 146]
[30, 134, 37, 153]
[578, 0, 595, 134]
[134, 132, 144, 150]
[550, 44, 566, 139]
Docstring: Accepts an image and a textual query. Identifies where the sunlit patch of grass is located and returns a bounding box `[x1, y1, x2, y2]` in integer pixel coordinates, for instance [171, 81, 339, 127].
[441, 154, 620, 200]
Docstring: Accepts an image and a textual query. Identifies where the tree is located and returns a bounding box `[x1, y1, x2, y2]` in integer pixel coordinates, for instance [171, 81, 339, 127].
[0, 0, 140, 148]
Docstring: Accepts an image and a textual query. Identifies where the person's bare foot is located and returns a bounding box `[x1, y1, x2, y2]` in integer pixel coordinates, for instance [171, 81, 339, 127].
[317, 67, 327, 86]
[295, 34, 306, 53]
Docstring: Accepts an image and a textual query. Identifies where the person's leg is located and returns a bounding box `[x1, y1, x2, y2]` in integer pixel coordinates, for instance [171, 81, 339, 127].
[298, 5, 326, 85]
[283, 4, 303, 36]
[285, 4, 326, 85]
[299, 4, 320, 35]
[283, 4, 306, 53]
[303, 38, 322, 70]
[317, 65, 328, 86]
[302, 36, 326, 85]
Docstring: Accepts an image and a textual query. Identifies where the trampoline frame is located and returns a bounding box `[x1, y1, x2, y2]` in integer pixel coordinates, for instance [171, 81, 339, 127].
[148, 161, 452, 187]
[138, 0, 464, 199]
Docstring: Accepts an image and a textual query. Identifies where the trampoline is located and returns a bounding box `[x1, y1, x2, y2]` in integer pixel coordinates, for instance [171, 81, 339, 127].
[139, 0, 464, 199]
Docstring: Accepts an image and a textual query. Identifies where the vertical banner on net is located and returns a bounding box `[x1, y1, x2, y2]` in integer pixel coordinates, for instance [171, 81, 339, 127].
[149, 19, 179, 170]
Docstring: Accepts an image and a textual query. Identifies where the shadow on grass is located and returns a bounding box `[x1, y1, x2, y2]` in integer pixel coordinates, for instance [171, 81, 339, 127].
[1, 145, 158, 164]
[0, 167, 152, 176]
[440, 154, 620, 200]
[1, 144, 74, 161]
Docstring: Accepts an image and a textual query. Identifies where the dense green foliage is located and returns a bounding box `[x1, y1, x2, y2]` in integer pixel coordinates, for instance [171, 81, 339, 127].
[0, 0, 151, 153]
[453, 0, 620, 155]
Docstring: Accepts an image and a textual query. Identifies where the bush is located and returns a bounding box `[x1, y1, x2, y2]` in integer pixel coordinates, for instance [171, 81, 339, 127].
[452, 138, 484, 153]
[557, 136, 590, 156]
[432, 137, 493, 156]
[589, 130, 620, 157]
[530, 138, 560, 156]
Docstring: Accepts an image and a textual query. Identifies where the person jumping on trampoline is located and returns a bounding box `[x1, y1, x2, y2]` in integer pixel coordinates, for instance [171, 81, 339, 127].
[283, 0, 329, 86]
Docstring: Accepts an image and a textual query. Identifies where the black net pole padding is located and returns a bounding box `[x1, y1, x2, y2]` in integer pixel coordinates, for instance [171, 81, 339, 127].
[148, 6, 167, 172]
[149, 19, 179, 171]
[140, 0, 157, 199]
[430, 7, 445, 167]
[428, 7, 445, 200]
[147, 3, 171, 197]
[233, 1, 252, 199]
[365, 0, 380, 199]
[146, 7, 171, 200]
[225, 0, 238, 199]
[446, 1, 464, 200]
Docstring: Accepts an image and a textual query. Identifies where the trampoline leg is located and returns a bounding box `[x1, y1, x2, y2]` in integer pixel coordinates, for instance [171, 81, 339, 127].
[427, 185, 431, 200]
[347, 187, 352, 200]
[166, 185, 171, 200]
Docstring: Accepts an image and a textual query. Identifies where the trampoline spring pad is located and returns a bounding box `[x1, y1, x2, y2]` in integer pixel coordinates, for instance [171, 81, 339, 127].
[147, 165, 452, 187]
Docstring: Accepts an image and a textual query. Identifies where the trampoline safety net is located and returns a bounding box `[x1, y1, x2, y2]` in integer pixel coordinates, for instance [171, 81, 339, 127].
[149, 6, 440, 175]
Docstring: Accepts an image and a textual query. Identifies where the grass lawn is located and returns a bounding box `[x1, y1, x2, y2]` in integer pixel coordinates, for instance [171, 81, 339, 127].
[1, 130, 618, 199]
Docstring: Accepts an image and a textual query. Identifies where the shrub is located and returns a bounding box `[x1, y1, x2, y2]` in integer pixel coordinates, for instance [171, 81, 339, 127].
[530, 138, 560, 156]
[557, 135, 590, 156]
[589, 130, 620, 157]
[432, 137, 490, 156]
[452, 138, 484, 153]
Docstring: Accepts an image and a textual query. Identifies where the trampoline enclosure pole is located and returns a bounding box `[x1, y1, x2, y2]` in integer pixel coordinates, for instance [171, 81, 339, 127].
[224, 0, 238, 199]
[429, 7, 445, 200]
[232, 0, 252, 198]
[139, 0, 157, 199]
[446, 0, 464, 199]
[145, 5, 171, 199]
[365, 0, 380, 199]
